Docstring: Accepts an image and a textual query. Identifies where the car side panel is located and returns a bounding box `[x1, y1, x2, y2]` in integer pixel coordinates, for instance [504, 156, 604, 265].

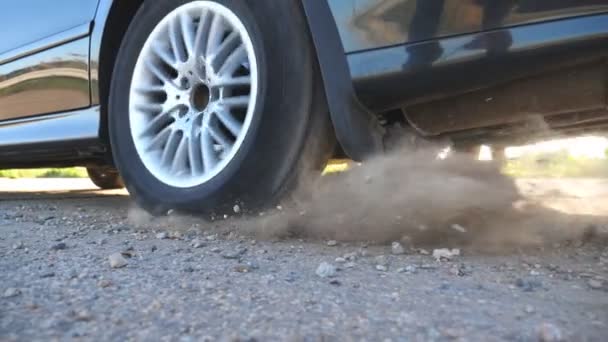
[0, 39, 90, 121]
[328, 0, 608, 53]
[0, 0, 99, 55]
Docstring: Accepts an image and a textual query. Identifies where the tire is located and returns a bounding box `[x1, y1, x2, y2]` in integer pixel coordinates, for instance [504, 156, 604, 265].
[87, 167, 124, 190]
[109, 0, 334, 214]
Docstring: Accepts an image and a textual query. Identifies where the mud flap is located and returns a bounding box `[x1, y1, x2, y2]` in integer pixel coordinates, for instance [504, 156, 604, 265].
[300, 0, 384, 161]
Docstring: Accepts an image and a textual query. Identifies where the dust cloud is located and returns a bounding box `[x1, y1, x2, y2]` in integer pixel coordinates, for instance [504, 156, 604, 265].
[130, 145, 608, 253]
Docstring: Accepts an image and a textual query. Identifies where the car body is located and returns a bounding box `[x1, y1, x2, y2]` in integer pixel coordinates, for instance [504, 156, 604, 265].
[1, 1, 608, 211]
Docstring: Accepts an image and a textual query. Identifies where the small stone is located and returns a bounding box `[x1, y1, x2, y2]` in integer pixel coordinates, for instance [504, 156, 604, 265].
[234, 265, 251, 273]
[537, 322, 563, 342]
[40, 272, 55, 278]
[233, 205, 241, 214]
[12, 242, 24, 250]
[108, 253, 128, 269]
[156, 232, 168, 240]
[191, 239, 206, 249]
[375, 255, 389, 267]
[525, 305, 536, 314]
[50, 242, 67, 251]
[344, 262, 357, 269]
[376, 265, 388, 272]
[335, 257, 347, 263]
[516, 278, 543, 292]
[326, 240, 338, 247]
[433, 248, 460, 261]
[221, 248, 247, 259]
[316, 262, 337, 278]
[419, 249, 430, 255]
[98, 279, 112, 288]
[3, 288, 21, 298]
[588, 279, 603, 289]
[391, 242, 406, 255]
[450, 224, 468, 233]
[449, 265, 464, 276]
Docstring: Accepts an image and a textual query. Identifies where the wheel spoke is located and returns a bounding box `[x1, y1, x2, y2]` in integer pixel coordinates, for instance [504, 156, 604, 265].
[201, 129, 218, 172]
[145, 60, 174, 86]
[213, 107, 242, 137]
[206, 14, 226, 57]
[161, 130, 181, 167]
[188, 133, 203, 175]
[151, 42, 176, 66]
[180, 13, 195, 57]
[145, 125, 173, 152]
[169, 19, 186, 63]
[212, 76, 251, 88]
[140, 110, 174, 137]
[209, 31, 241, 71]
[193, 9, 212, 57]
[208, 122, 234, 150]
[219, 96, 250, 108]
[170, 135, 189, 174]
[217, 45, 247, 77]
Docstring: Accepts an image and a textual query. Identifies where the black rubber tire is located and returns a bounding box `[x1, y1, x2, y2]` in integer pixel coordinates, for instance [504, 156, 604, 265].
[109, 0, 334, 215]
[87, 167, 124, 190]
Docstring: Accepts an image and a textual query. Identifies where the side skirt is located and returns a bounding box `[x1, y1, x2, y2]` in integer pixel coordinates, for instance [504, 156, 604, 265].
[0, 106, 107, 168]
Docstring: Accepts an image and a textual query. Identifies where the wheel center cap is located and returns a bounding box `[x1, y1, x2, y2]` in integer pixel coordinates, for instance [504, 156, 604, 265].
[191, 83, 211, 112]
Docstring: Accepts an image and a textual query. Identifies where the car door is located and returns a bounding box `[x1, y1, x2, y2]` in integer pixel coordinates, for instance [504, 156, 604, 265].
[0, 0, 100, 121]
[329, 0, 608, 53]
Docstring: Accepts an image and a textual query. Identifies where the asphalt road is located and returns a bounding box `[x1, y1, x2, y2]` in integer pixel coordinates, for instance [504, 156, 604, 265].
[1, 178, 607, 341]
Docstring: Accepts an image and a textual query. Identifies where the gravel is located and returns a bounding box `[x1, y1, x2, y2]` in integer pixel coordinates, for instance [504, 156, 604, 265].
[315, 262, 337, 278]
[0, 178, 607, 340]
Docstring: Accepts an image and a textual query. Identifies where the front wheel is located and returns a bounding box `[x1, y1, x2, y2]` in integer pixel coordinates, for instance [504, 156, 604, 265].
[109, 0, 334, 214]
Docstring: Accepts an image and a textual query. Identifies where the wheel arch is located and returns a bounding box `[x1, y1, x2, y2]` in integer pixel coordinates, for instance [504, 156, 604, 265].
[91, 0, 145, 145]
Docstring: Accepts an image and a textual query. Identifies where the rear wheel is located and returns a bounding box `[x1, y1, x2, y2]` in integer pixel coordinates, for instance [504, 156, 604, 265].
[109, 0, 334, 214]
[87, 167, 124, 190]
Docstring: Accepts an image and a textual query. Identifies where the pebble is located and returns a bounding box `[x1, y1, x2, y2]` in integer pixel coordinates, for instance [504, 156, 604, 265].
[221, 248, 247, 260]
[537, 322, 563, 342]
[98, 280, 112, 288]
[376, 265, 388, 272]
[326, 240, 338, 247]
[12, 241, 24, 250]
[433, 248, 460, 261]
[190, 239, 206, 249]
[233, 205, 241, 214]
[156, 232, 168, 240]
[3, 288, 21, 298]
[450, 224, 468, 233]
[108, 253, 128, 268]
[316, 262, 337, 278]
[516, 278, 543, 292]
[391, 242, 406, 255]
[588, 279, 603, 290]
[50, 242, 67, 251]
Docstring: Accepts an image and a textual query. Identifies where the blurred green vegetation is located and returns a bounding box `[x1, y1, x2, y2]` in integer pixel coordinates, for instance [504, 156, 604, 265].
[0, 168, 88, 179]
[503, 149, 608, 178]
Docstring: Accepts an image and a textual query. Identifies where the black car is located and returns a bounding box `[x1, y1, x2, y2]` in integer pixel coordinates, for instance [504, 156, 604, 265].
[1, 0, 608, 213]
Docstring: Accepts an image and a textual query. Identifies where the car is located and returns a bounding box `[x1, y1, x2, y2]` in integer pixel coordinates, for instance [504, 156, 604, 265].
[1, 0, 608, 214]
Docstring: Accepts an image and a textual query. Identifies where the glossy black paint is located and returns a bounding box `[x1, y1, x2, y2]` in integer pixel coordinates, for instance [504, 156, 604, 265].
[302, 0, 384, 160]
[328, 0, 608, 53]
[0, 38, 91, 121]
[348, 13, 608, 112]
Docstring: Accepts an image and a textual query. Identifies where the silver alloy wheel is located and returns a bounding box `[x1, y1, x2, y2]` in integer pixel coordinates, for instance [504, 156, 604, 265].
[129, 1, 258, 188]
